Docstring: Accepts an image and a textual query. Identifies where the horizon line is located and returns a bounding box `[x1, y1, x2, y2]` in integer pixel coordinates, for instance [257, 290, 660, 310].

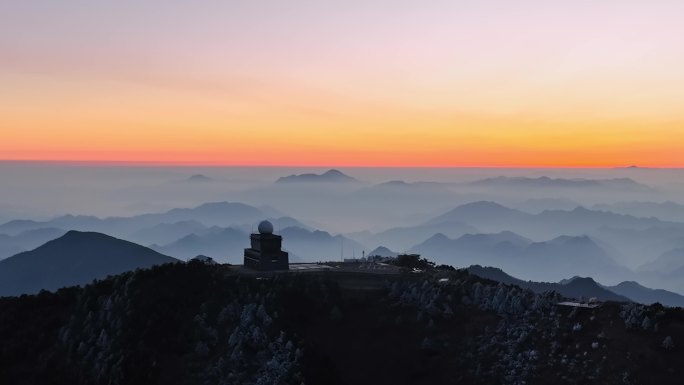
[0, 159, 680, 169]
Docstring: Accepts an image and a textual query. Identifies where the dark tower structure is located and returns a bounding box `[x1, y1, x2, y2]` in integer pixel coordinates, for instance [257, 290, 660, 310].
[244, 220, 289, 270]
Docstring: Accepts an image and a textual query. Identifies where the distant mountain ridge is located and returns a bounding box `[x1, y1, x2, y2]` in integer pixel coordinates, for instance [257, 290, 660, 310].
[412, 230, 631, 283]
[423, 201, 684, 245]
[425, 201, 529, 226]
[638, 248, 684, 273]
[0, 227, 68, 260]
[280, 226, 366, 262]
[367, 246, 398, 258]
[607, 281, 684, 307]
[152, 227, 248, 264]
[151, 224, 366, 264]
[468, 264, 684, 307]
[469, 176, 652, 192]
[353, 221, 479, 252]
[593, 201, 684, 223]
[0, 201, 270, 238]
[184, 174, 215, 183]
[467, 265, 630, 302]
[275, 169, 358, 184]
[0, 231, 178, 296]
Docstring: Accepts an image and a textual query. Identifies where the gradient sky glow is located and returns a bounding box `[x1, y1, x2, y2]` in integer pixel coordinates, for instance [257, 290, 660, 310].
[2, 0, 684, 167]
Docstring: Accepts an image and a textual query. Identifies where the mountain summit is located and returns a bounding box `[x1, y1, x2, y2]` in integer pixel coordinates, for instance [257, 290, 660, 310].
[0, 231, 178, 296]
[275, 169, 358, 184]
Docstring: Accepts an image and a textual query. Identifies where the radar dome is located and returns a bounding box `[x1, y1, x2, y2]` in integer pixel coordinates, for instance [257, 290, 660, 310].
[258, 220, 274, 234]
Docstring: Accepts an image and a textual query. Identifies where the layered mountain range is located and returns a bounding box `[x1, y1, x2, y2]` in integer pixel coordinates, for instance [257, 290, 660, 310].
[2, 170, 684, 301]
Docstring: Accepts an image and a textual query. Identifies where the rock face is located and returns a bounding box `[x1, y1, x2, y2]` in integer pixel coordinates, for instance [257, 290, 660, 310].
[0, 230, 178, 296]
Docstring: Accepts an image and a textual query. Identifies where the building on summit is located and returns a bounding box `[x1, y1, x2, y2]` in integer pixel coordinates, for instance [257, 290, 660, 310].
[244, 220, 289, 270]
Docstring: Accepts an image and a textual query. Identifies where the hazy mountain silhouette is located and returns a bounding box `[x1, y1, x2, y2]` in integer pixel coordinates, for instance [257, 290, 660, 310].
[153, 227, 248, 263]
[0, 215, 104, 236]
[607, 281, 684, 307]
[184, 174, 215, 183]
[412, 232, 631, 283]
[593, 201, 684, 223]
[534, 207, 679, 235]
[425, 201, 529, 228]
[233, 216, 314, 233]
[467, 265, 631, 302]
[619, 247, 684, 295]
[515, 198, 582, 213]
[411, 231, 532, 265]
[663, 265, 684, 294]
[256, 205, 288, 219]
[146, 202, 265, 226]
[591, 226, 684, 269]
[367, 246, 398, 257]
[638, 247, 684, 273]
[0, 227, 68, 260]
[558, 277, 632, 302]
[424, 201, 684, 241]
[153, 224, 365, 263]
[357, 221, 479, 252]
[128, 220, 209, 246]
[0, 231, 178, 296]
[0, 202, 269, 237]
[518, 235, 632, 282]
[469, 176, 652, 192]
[413, 229, 529, 250]
[280, 226, 366, 261]
[275, 169, 358, 184]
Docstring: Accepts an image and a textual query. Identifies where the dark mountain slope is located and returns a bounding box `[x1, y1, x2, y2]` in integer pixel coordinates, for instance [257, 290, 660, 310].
[467, 265, 630, 302]
[608, 281, 684, 307]
[1, 263, 684, 385]
[0, 227, 69, 260]
[0, 231, 178, 296]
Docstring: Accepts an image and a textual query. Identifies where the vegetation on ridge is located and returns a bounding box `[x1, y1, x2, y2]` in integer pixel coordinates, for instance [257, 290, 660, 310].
[0, 261, 683, 385]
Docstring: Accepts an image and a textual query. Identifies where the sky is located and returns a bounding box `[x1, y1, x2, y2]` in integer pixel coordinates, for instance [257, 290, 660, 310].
[1, 0, 683, 167]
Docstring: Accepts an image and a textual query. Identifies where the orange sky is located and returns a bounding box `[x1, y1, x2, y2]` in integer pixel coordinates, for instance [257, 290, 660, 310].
[1, 1, 684, 167]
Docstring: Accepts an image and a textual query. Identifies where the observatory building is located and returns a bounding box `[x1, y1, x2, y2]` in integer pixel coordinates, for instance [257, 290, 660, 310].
[244, 220, 289, 270]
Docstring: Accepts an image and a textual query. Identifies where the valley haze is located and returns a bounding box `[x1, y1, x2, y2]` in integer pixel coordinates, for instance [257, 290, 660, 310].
[2, 164, 684, 294]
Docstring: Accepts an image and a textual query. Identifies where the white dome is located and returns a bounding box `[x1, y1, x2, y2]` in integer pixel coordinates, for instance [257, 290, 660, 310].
[258, 220, 274, 234]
